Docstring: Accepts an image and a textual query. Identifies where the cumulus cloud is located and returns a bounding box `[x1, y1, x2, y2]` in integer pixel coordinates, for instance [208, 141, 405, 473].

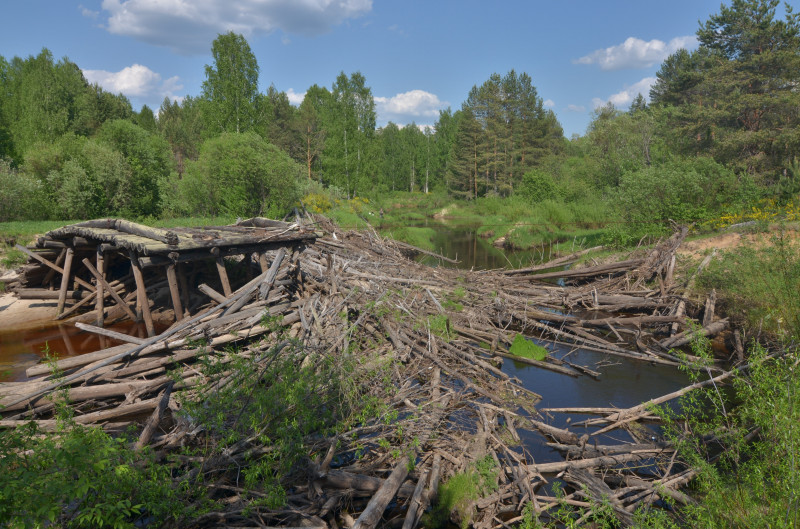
[543, 99, 555, 108]
[101, 0, 373, 54]
[80, 4, 100, 19]
[591, 77, 656, 109]
[566, 104, 586, 113]
[286, 88, 305, 106]
[575, 35, 696, 71]
[375, 89, 447, 124]
[83, 64, 184, 103]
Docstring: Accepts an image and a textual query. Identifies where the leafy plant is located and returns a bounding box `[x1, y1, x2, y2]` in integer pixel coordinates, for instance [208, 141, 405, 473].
[509, 334, 548, 361]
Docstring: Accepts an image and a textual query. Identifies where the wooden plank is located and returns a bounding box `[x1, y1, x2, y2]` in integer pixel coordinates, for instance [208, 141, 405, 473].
[56, 247, 74, 316]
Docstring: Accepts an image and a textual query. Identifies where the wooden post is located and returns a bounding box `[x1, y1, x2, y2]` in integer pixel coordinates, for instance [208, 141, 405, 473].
[177, 264, 190, 319]
[95, 248, 105, 327]
[258, 252, 269, 273]
[165, 263, 184, 322]
[56, 247, 74, 316]
[43, 248, 66, 289]
[130, 252, 155, 337]
[215, 257, 232, 297]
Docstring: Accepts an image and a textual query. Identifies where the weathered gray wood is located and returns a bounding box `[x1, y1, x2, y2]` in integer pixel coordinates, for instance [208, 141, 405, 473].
[130, 252, 155, 337]
[75, 322, 146, 345]
[56, 247, 74, 315]
[352, 456, 411, 529]
[82, 258, 138, 322]
[95, 248, 105, 327]
[166, 263, 184, 322]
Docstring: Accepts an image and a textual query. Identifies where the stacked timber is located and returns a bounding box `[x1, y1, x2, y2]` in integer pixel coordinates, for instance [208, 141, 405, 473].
[0, 217, 734, 528]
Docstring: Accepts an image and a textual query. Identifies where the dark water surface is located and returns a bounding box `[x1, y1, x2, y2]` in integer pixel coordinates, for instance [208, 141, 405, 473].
[0, 321, 154, 382]
[410, 222, 552, 270]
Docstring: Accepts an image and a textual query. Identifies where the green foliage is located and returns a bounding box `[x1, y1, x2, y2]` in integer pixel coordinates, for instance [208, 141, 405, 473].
[615, 156, 758, 227]
[97, 119, 172, 217]
[0, 158, 46, 221]
[657, 336, 800, 527]
[0, 418, 189, 528]
[175, 132, 302, 218]
[428, 455, 499, 529]
[519, 169, 562, 203]
[201, 32, 260, 135]
[697, 229, 800, 338]
[509, 334, 548, 361]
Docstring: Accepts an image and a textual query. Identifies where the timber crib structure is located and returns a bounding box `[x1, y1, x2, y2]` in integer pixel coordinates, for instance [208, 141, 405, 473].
[13, 217, 317, 334]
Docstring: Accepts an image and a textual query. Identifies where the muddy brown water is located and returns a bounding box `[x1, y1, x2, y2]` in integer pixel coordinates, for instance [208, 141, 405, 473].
[0, 321, 159, 382]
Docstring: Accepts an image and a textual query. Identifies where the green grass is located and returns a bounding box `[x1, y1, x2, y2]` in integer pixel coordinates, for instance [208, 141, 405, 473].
[509, 334, 548, 361]
[381, 226, 436, 251]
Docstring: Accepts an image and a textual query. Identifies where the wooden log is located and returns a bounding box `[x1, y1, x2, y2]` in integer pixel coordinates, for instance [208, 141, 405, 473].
[135, 381, 173, 449]
[563, 468, 633, 526]
[400, 470, 428, 529]
[215, 257, 232, 297]
[660, 319, 729, 350]
[352, 457, 411, 529]
[702, 289, 716, 327]
[177, 264, 190, 319]
[166, 263, 184, 322]
[503, 245, 603, 275]
[42, 247, 66, 287]
[82, 258, 138, 322]
[56, 247, 74, 315]
[74, 322, 146, 345]
[507, 258, 645, 281]
[130, 252, 155, 337]
[198, 283, 228, 304]
[113, 219, 179, 246]
[95, 248, 105, 327]
[17, 289, 89, 300]
[524, 450, 670, 474]
[56, 282, 127, 321]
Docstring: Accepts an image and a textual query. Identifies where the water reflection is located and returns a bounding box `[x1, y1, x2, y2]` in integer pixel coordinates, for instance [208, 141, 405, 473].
[0, 321, 154, 382]
[408, 222, 551, 270]
[503, 342, 690, 464]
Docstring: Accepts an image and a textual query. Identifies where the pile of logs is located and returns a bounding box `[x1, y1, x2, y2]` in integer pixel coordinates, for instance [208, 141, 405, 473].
[0, 217, 735, 527]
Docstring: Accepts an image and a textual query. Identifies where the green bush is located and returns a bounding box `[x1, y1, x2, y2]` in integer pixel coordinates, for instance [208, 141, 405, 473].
[520, 169, 563, 203]
[176, 132, 302, 218]
[616, 156, 758, 226]
[0, 159, 47, 221]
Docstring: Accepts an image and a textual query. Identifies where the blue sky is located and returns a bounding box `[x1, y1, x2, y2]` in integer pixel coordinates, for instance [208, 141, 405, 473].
[1, 0, 730, 137]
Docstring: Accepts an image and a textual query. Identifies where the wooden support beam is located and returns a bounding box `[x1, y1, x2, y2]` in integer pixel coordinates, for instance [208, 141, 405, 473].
[177, 264, 190, 319]
[15, 244, 95, 293]
[215, 257, 232, 297]
[95, 248, 105, 327]
[82, 258, 138, 323]
[75, 322, 146, 345]
[56, 247, 74, 316]
[42, 248, 66, 288]
[165, 263, 183, 322]
[258, 252, 269, 273]
[130, 252, 156, 337]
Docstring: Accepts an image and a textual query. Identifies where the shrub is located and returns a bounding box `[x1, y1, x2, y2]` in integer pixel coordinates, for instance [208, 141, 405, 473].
[178, 132, 302, 218]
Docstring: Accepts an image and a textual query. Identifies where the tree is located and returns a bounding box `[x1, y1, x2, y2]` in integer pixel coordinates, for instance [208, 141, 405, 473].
[179, 132, 302, 217]
[322, 71, 376, 197]
[97, 119, 173, 217]
[298, 85, 329, 181]
[158, 96, 204, 176]
[201, 32, 259, 134]
[652, 0, 800, 183]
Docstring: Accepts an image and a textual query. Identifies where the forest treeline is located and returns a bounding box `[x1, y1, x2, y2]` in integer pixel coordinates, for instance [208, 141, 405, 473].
[0, 0, 798, 229]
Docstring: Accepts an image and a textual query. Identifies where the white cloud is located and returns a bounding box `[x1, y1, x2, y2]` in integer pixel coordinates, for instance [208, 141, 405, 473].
[286, 88, 305, 106]
[101, 0, 373, 54]
[80, 4, 99, 19]
[543, 99, 555, 108]
[375, 89, 447, 124]
[575, 35, 696, 71]
[592, 77, 656, 109]
[566, 104, 586, 113]
[83, 64, 184, 102]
